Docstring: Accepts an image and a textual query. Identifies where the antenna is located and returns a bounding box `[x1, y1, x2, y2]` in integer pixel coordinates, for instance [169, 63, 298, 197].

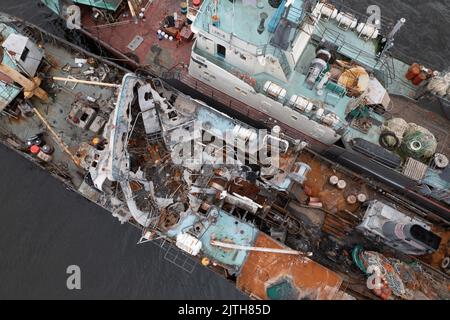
[388, 17, 406, 39]
[381, 18, 406, 57]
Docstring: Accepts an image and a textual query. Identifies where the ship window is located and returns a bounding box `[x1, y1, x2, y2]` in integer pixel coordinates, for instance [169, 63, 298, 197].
[168, 111, 178, 119]
[234, 87, 247, 96]
[291, 115, 298, 120]
[217, 44, 226, 58]
[20, 47, 30, 61]
[80, 112, 89, 122]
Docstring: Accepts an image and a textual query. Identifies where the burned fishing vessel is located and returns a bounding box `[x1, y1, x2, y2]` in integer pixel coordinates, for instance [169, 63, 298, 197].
[0, 12, 449, 300]
[72, 72, 450, 300]
[40, 0, 450, 223]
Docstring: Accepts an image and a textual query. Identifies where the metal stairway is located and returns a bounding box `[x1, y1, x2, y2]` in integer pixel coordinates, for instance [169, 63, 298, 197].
[278, 50, 292, 79]
[146, 131, 163, 144]
[265, 45, 292, 79]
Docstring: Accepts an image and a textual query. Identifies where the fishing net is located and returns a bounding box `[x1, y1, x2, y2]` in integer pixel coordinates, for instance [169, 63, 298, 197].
[401, 123, 437, 159]
[427, 71, 450, 97]
[352, 247, 450, 300]
[381, 118, 408, 148]
[358, 250, 406, 298]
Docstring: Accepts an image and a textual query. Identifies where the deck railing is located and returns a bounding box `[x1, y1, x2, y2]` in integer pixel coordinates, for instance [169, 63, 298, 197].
[314, 22, 380, 66]
[329, 0, 396, 35]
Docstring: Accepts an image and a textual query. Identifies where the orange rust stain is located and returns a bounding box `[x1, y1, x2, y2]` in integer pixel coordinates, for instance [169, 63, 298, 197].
[237, 233, 343, 300]
[129, 180, 143, 192]
[297, 152, 369, 214]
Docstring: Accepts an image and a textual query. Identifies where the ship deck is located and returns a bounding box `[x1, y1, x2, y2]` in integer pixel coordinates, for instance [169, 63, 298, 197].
[79, 0, 194, 75]
[192, 0, 279, 47]
[2, 9, 449, 300]
[0, 39, 120, 188]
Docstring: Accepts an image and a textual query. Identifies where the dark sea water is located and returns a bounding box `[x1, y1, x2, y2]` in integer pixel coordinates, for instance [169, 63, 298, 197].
[0, 0, 448, 299]
[341, 0, 450, 71]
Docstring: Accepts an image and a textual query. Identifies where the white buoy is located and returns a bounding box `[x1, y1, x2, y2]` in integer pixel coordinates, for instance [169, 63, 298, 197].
[346, 195, 357, 205]
[272, 125, 281, 135]
[357, 193, 367, 203]
[329, 175, 339, 186]
[337, 180, 347, 190]
[433, 153, 449, 169]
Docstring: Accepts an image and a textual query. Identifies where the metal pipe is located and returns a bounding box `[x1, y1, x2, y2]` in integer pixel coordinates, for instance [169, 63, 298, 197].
[210, 240, 313, 256]
[52, 76, 121, 88]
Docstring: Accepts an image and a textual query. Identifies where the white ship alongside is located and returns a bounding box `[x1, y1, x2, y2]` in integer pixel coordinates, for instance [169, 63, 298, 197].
[188, 0, 405, 145]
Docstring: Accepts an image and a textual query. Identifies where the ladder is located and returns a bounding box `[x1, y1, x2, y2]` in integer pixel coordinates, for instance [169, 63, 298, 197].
[285, 0, 304, 25]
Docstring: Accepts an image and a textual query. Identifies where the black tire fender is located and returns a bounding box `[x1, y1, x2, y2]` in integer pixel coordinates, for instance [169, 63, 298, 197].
[379, 131, 400, 150]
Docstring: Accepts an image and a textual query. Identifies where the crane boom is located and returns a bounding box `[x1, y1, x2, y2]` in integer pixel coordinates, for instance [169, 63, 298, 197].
[210, 240, 313, 256]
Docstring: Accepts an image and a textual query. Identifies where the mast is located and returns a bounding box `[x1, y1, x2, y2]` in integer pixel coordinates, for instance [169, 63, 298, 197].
[381, 18, 406, 56]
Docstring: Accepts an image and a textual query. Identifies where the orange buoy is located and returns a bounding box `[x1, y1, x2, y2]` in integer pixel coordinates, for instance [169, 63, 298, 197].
[405, 63, 420, 81]
[30, 145, 40, 154]
[211, 15, 220, 27]
[201, 257, 210, 266]
[412, 71, 427, 86]
[92, 137, 101, 146]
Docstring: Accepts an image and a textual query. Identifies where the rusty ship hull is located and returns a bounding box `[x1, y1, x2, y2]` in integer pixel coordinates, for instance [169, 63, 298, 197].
[0, 11, 449, 300]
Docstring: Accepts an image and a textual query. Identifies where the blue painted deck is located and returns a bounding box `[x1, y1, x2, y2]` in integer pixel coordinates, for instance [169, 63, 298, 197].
[268, 0, 286, 33]
[195, 0, 278, 46]
[40, 0, 60, 15]
[312, 18, 421, 99]
[286, 0, 304, 24]
[167, 207, 259, 269]
[193, 0, 433, 151]
[199, 207, 258, 269]
[166, 211, 198, 238]
[386, 58, 421, 99]
[313, 19, 380, 70]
